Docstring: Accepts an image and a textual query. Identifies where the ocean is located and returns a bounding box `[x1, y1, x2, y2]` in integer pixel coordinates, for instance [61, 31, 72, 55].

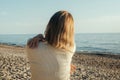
[0, 33, 120, 54]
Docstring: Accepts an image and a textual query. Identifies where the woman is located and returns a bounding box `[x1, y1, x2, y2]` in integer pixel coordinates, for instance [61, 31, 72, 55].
[26, 10, 76, 80]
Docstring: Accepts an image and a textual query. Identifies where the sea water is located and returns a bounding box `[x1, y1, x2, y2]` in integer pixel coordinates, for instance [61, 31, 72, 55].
[0, 33, 120, 54]
[75, 33, 120, 54]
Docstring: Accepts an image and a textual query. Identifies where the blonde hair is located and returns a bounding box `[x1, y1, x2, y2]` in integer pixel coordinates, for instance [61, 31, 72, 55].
[45, 11, 74, 52]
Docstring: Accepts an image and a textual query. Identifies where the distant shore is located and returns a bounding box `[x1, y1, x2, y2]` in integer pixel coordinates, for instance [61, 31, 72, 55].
[0, 44, 120, 80]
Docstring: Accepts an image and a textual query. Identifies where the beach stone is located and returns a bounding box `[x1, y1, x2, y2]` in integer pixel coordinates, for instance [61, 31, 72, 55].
[0, 45, 120, 80]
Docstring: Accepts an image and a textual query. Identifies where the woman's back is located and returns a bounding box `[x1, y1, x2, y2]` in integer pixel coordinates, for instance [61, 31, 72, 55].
[27, 42, 74, 80]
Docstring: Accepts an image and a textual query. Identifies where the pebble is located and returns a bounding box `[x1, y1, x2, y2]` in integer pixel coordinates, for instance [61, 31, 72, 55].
[0, 45, 120, 80]
[0, 54, 31, 80]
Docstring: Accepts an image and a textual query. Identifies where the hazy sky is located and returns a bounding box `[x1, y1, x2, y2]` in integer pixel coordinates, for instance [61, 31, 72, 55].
[0, 0, 120, 34]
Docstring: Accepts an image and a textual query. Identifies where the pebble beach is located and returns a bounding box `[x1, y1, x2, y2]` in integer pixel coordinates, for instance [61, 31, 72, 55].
[0, 44, 120, 80]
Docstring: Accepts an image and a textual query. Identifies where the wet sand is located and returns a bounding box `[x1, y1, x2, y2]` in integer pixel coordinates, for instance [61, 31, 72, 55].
[0, 44, 120, 80]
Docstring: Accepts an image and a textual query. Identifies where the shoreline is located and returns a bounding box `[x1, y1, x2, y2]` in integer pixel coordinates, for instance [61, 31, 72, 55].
[0, 44, 120, 80]
[75, 51, 120, 59]
[1, 43, 120, 55]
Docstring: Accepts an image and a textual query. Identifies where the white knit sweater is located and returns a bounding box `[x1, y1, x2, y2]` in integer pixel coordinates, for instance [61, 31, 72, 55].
[26, 42, 75, 80]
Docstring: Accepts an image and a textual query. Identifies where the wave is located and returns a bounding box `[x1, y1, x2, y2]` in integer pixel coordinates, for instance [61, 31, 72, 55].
[76, 46, 120, 54]
[0, 42, 25, 47]
[98, 42, 120, 45]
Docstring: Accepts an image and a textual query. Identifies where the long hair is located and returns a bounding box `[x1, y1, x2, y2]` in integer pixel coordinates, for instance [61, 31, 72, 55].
[45, 11, 75, 52]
